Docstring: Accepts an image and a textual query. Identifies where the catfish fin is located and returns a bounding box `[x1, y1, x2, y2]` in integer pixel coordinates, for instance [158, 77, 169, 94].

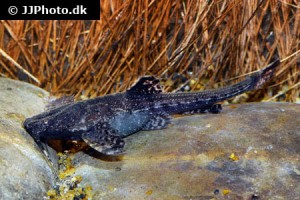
[180, 104, 222, 114]
[46, 95, 75, 110]
[142, 114, 171, 130]
[81, 124, 125, 155]
[126, 76, 163, 97]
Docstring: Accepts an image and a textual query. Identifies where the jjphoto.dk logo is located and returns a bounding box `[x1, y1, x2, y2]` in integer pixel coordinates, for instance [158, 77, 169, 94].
[8, 5, 87, 15]
[2, 0, 99, 20]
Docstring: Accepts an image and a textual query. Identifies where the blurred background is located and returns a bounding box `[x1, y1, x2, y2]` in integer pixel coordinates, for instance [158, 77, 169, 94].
[0, 0, 299, 102]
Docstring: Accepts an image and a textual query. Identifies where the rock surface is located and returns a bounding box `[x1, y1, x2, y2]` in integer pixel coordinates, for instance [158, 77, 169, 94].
[0, 77, 299, 200]
[72, 103, 300, 200]
[0, 78, 55, 200]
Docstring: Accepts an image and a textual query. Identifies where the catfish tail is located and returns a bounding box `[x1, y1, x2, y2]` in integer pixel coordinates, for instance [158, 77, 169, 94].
[249, 59, 280, 90]
[158, 59, 281, 105]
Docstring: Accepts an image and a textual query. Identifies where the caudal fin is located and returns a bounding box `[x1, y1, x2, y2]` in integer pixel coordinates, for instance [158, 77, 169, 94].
[251, 59, 281, 90]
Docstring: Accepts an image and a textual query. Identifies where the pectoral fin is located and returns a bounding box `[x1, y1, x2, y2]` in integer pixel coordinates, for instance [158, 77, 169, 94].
[81, 126, 125, 155]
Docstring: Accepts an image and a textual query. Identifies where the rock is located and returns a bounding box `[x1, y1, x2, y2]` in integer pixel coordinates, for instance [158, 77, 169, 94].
[0, 78, 56, 200]
[72, 103, 300, 200]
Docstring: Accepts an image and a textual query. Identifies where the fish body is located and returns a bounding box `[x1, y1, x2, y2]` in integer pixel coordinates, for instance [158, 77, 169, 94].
[23, 60, 280, 155]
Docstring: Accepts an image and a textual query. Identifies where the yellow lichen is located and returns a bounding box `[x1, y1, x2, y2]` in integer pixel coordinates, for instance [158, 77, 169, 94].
[222, 189, 231, 195]
[229, 153, 239, 161]
[145, 189, 153, 195]
[46, 189, 57, 197]
[45, 152, 93, 200]
[58, 167, 76, 179]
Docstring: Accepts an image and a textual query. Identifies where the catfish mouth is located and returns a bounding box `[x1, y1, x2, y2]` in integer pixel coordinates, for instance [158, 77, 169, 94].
[23, 118, 34, 132]
[23, 118, 46, 138]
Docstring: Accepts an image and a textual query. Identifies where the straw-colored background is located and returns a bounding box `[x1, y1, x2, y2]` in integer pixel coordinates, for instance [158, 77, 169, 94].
[0, 0, 299, 102]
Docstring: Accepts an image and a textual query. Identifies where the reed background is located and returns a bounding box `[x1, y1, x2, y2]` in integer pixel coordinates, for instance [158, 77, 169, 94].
[0, 0, 299, 102]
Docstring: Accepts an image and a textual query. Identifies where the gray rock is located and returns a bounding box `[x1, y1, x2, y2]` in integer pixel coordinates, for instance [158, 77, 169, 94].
[0, 78, 56, 200]
[72, 103, 300, 200]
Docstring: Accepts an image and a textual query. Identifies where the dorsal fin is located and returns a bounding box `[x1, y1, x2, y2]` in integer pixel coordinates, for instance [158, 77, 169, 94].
[46, 95, 75, 110]
[126, 76, 163, 96]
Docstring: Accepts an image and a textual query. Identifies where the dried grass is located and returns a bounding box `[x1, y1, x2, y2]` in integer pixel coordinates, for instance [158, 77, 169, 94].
[0, 0, 299, 102]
